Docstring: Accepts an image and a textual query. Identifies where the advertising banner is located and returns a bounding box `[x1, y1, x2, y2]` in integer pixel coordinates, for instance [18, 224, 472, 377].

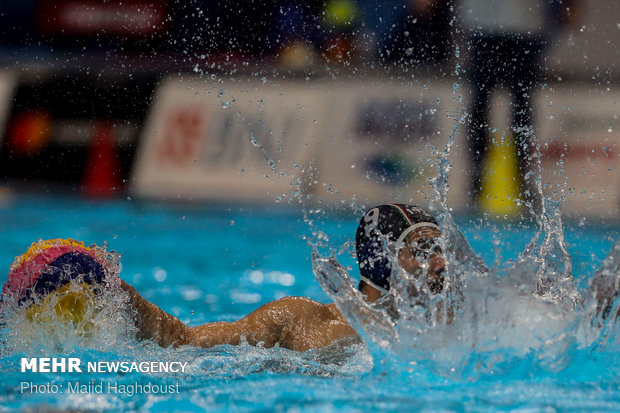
[133, 75, 618, 217]
[537, 86, 619, 217]
[301, 80, 465, 208]
[131, 76, 324, 202]
[132, 77, 466, 207]
[37, 0, 169, 37]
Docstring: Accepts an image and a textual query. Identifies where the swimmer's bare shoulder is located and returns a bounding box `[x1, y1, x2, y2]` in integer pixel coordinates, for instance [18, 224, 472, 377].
[121, 280, 357, 352]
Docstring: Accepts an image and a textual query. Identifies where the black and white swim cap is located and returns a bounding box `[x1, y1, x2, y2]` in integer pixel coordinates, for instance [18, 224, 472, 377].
[355, 204, 439, 293]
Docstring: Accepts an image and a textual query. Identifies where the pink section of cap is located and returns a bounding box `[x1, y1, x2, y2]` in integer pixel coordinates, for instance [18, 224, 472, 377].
[2, 245, 97, 299]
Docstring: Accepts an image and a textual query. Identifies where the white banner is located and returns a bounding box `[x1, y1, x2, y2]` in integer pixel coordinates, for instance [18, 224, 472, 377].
[302, 80, 465, 208]
[537, 86, 619, 217]
[132, 76, 322, 202]
[132, 75, 618, 217]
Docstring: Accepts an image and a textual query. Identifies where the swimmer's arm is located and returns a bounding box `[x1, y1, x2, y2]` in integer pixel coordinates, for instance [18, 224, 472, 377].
[120, 280, 192, 348]
[121, 280, 356, 351]
[121, 278, 284, 349]
[189, 297, 357, 351]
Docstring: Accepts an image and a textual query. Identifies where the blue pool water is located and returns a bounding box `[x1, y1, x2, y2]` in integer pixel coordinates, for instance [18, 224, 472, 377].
[1, 194, 619, 411]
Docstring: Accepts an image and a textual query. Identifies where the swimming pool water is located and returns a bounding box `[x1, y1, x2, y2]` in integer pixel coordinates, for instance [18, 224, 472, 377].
[1, 194, 619, 411]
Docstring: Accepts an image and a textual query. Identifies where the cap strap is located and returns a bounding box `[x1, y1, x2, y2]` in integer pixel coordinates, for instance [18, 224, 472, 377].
[360, 276, 389, 294]
[397, 222, 440, 244]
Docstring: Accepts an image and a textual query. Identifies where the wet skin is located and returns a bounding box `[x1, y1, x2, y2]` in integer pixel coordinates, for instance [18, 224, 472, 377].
[121, 226, 445, 351]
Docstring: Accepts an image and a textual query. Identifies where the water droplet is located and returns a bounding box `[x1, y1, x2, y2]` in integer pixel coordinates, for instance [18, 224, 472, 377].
[153, 267, 167, 282]
[249, 270, 264, 284]
[278, 272, 295, 286]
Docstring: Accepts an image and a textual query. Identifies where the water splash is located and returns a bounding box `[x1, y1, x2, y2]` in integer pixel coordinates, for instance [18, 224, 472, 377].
[518, 198, 580, 307]
[0, 243, 131, 355]
[1, 282, 136, 355]
[311, 230, 619, 379]
[580, 238, 620, 349]
[308, 76, 617, 378]
[307, 136, 618, 374]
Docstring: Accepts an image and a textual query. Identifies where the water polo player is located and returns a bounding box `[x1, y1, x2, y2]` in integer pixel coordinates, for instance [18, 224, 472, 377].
[1, 239, 119, 329]
[3, 204, 446, 351]
[356, 203, 445, 301]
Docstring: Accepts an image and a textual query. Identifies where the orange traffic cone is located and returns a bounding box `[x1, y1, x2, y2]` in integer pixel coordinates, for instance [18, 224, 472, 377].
[82, 121, 121, 198]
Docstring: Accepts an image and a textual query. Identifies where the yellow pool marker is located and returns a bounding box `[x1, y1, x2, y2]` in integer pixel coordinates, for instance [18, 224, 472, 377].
[324, 0, 360, 27]
[479, 131, 522, 216]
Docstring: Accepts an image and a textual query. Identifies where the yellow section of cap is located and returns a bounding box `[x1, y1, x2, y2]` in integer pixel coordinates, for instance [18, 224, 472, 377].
[12, 238, 88, 269]
[25, 281, 97, 330]
[479, 132, 522, 216]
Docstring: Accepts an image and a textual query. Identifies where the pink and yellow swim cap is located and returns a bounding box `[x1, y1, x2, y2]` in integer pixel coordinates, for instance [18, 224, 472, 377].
[2, 238, 111, 305]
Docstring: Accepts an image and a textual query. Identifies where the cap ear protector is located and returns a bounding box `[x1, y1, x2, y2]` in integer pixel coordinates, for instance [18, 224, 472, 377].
[355, 204, 439, 293]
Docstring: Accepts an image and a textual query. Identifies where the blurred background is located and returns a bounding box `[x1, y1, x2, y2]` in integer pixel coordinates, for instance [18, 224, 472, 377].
[0, 0, 617, 219]
[0, 5, 618, 413]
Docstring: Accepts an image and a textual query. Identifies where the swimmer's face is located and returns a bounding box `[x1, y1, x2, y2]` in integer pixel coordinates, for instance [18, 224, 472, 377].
[398, 227, 445, 293]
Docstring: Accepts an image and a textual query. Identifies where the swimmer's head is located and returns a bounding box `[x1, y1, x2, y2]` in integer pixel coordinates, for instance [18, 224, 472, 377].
[355, 204, 443, 299]
[1, 239, 119, 316]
